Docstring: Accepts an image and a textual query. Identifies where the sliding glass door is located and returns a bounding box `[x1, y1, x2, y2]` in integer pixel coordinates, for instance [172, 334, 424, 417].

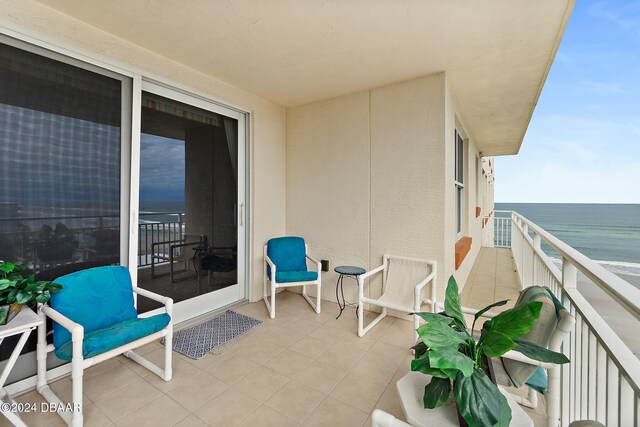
[133, 82, 246, 322]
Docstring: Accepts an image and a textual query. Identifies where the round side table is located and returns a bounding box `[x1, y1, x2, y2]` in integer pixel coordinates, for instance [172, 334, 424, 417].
[334, 265, 366, 319]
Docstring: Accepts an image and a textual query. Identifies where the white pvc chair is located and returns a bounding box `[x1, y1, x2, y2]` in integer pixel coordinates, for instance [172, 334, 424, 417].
[263, 236, 321, 319]
[357, 255, 436, 342]
[438, 286, 575, 427]
[36, 266, 173, 427]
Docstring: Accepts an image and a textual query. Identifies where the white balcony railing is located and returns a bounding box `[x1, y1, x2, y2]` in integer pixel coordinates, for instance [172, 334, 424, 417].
[490, 210, 640, 427]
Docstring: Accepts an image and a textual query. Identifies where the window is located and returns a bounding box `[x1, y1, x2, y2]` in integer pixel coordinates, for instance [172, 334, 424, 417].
[455, 129, 465, 237]
[0, 40, 129, 278]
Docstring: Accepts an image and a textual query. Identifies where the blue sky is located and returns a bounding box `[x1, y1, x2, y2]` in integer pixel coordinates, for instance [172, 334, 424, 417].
[495, 1, 640, 204]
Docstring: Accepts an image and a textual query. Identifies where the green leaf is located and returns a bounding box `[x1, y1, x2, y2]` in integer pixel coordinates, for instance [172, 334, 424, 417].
[411, 354, 450, 379]
[513, 339, 570, 364]
[0, 262, 14, 273]
[423, 376, 451, 409]
[35, 290, 51, 304]
[488, 301, 542, 339]
[429, 348, 475, 377]
[479, 330, 517, 358]
[444, 276, 467, 329]
[15, 291, 31, 305]
[6, 289, 17, 304]
[417, 320, 467, 350]
[471, 299, 509, 333]
[454, 369, 512, 427]
[49, 282, 63, 292]
[412, 311, 452, 325]
[0, 307, 7, 325]
[412, 341, 428, 359]
[0, 279, 14, 291]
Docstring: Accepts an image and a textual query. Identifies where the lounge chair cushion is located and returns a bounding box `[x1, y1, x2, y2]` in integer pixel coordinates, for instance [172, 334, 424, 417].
[55, 314, 170, 361]
[267, 237, 308, 275]
[274, 270, 318, 283]
[50, 266, 138, 349]
[499, 286, 560, 389]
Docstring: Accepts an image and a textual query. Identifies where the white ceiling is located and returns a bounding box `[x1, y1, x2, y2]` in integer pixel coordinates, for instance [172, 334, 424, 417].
[35, 0, 574, 155]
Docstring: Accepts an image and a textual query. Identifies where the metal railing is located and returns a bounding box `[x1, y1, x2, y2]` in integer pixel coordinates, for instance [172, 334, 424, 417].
[0, 211, 185, 269]
[137, 212, 184, 267]
[491, 211, 640, 426]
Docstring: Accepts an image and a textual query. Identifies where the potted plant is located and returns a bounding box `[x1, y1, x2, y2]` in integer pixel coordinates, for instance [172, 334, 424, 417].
[411, 276, 569, 427]
[0, 261, 62, 325]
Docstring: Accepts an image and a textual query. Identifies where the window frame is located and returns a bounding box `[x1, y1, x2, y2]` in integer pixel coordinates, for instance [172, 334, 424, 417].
[454, 129, 465, 239]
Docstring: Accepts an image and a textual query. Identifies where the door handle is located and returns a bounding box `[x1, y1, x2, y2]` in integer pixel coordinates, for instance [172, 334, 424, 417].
[239, 203, 244, 227]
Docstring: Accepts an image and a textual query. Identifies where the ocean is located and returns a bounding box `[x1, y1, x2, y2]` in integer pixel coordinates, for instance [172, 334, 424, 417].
[495, 203, 640, 288]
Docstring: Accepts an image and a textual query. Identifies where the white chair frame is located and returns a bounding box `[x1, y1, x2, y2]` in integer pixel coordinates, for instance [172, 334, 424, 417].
[437, 301, 575, 427]
[263, 244, 321, 319]
[36, 287, 173, 427]
[357, 255, 437, 342]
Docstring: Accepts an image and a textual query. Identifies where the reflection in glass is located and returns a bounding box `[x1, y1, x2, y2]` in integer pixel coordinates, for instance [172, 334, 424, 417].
[137, 91, 238, 313]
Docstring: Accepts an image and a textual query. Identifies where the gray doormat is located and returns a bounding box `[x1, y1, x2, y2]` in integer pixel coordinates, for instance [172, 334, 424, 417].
[164, 310, 262, 359]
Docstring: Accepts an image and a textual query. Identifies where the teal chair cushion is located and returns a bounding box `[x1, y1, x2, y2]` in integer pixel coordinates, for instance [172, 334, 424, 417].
[50, 266, 138, 350]
[274, 271, 318, 283]
[525, 367, 548, 394]
[54, 313, 170, 361]
[267, 237, 308, 275]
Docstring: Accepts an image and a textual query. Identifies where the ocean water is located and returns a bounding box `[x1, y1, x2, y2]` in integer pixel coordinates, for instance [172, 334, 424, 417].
[495, 203, 640, 287]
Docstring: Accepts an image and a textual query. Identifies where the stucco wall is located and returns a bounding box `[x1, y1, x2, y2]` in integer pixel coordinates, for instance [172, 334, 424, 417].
[445, 78, 484, 289]
[286, 74, 451, 306]
[0, 0, 287, 303]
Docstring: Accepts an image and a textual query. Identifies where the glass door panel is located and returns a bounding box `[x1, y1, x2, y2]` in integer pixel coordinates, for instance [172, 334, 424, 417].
[136, 89, 241, 315]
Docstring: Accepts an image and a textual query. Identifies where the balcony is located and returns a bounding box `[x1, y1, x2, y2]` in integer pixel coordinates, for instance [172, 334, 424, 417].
[5, 210, 637, 426]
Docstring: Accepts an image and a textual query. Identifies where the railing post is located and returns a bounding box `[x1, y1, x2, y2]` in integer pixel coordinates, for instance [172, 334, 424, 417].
[532, 232, 540, 285]
[562, 257, 577, 290]
[522, 224, 529, 286]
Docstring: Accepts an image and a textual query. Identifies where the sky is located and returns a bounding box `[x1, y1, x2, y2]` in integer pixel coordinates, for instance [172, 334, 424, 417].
[495, 0, 640, 204]
[139, 133, 185, 203]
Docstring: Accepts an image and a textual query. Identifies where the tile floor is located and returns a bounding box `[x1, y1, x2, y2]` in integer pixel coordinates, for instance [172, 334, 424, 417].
[5, 247, 546, 427]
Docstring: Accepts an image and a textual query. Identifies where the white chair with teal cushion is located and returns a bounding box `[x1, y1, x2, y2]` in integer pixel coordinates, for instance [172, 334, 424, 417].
[263, 236, 321, 319]
[458, 285, 574, 427]
[36, 266, 173, 427]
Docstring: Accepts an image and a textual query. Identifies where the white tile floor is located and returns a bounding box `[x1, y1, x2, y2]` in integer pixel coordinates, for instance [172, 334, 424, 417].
[4, 247, 546, 427]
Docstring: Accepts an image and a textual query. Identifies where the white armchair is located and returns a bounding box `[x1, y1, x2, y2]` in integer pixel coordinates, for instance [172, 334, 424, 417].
[36, 266, 173, 427]
[263, 236, 321, 319]
[357, 255, 437, 342]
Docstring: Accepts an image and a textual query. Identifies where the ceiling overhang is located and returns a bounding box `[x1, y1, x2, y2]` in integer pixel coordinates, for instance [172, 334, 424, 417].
[35, 0, 575, 155]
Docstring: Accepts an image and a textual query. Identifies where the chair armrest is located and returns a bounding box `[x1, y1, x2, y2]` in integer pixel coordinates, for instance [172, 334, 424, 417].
[415, 271, 436, 293]
[306, 254, 321, 272]
[151, 239, 185, 249]
[435, 302, 499, 319]
[501, 350, 555, 370]
[133, 287, 172, 306]
[265, 253, 276, 275]
[39, 305, 83, 336]
[359, 264, 385, 282]
[305, 254, 320, 265]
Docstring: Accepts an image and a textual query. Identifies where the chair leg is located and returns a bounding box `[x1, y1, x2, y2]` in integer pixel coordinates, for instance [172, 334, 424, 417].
[36, 308, 47, 391]
[357, 300, 365, 336]
[71, 332, 84, 427]
[270, 283, 276, 318]
[316, 283, 321, 314]
[164, 328, 173, 381]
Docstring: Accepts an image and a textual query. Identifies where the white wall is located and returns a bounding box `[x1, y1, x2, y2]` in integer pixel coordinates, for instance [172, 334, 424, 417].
[286, 73, 491, 310]
[0, 0, 287, 302]
[286, 74, 451, 305]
